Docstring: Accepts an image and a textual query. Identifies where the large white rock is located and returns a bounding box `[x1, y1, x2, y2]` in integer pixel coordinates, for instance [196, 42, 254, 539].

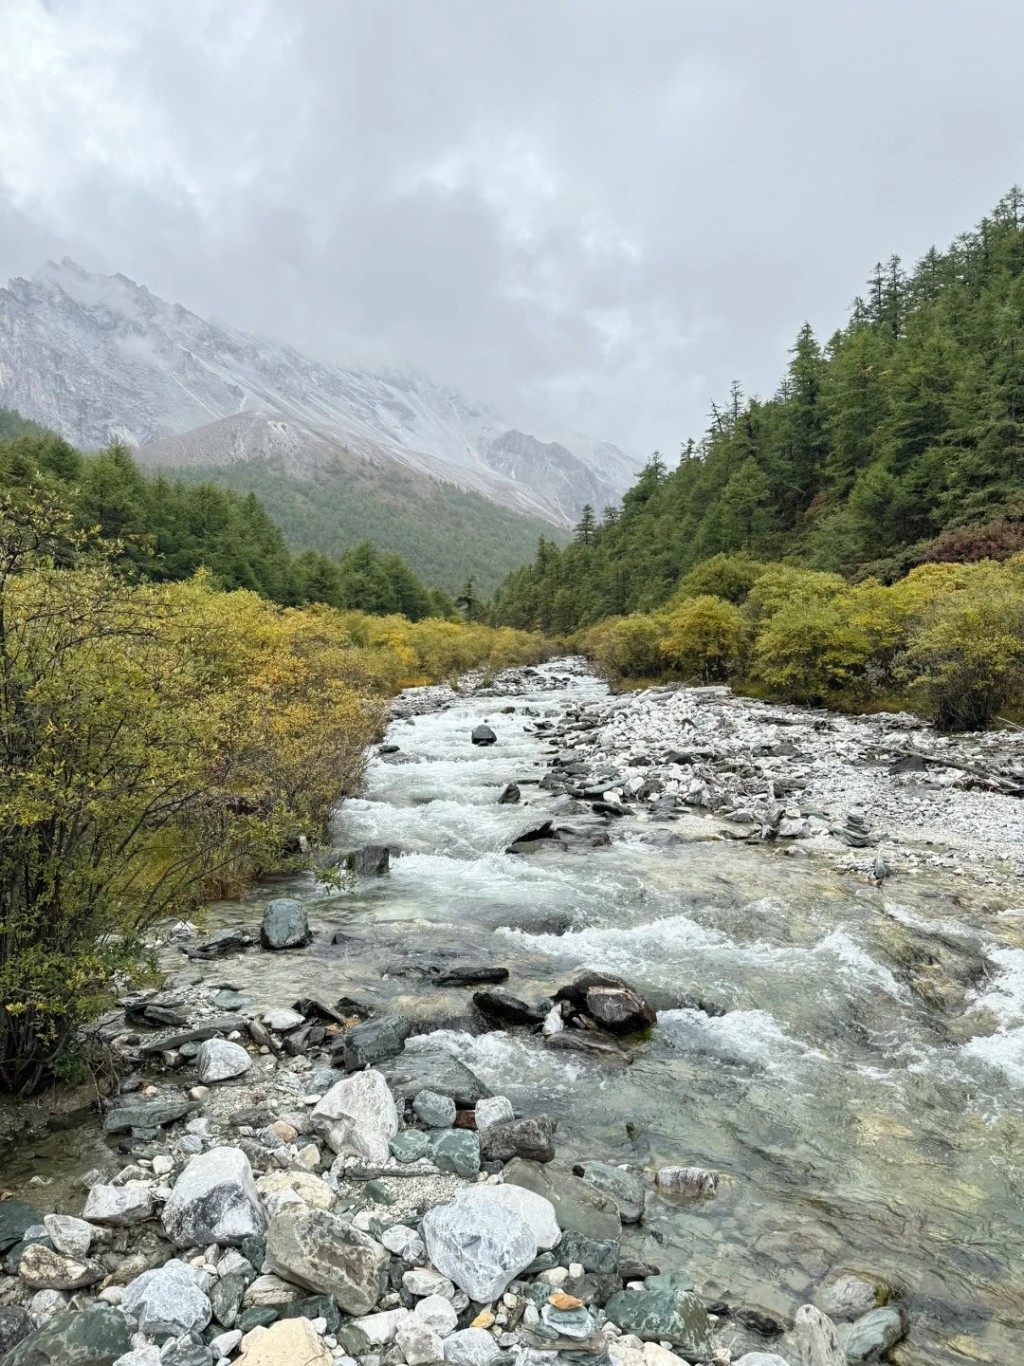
[794, 1305, 845, 1366]
[443, 1328, 503, 1366]
[474, 1096, 514, 1131]
[162, 1146, 266, 1247]
[349, 1307, 413, 1344]
[43, 1213, 94, 1259]
[310, 1069, 397, 1163]
[415, 1292, 459, 1336]
[734, 1354, 793, 1366]
[397, 1318, 445, 1366]
[121, 1259, 212, 1338]
[266, 1205, 389, 1315]
[422, 1190, 537, 1302]
[83, 1182, 155, 1226]
[17, 1244, 103, 1290]
[456, 1183, 560, 1250]
[196, 1037, 252, 1083]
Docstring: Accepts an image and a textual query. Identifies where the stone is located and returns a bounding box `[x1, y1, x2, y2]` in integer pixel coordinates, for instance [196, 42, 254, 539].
[475, 1096, 514, 1131]
[655, 1167, 717, 1198]
[539, 1302, 596, 1339]
[733, 1356, 792, 1366]
[471, 725, 497, 746]
[121, 1259, 212, 1339]
[209, 1329, 243, 1359]
[457, 1182, 560, 1250]
[348, 1308, 411, 1344]
[502, 1159, 622, 1241]
[277, 1295, 340, 1333]
[381, 1224, 425, 1261]
[840, 1307, 905, 1362]
[337, 1015, 412, 1072]
[472, 991, 545, 1027]
[212, 988, 249, 1012]
[422, 1190, 537, 1302]
[3, 1308, 133, 1366]
[498, 783, 521, 804]
[83, 1184, 155, 1226]
[430, 1129, 481, 1177]
[210, 1271, 246, 1327]
[347, 844, 391, 876]
[112, 1348, 162, 1366]
[42, 1214, 93, 1259]
[0, 1200, 41, 1253]
[255, 1170, 333, 1209]
[185, 927, 254, 960]
[413, 1089, 457, 1128]
[27, 1290, 67, 1322]
[17, 1243, 103, 1290]
[480, 1115, 556, 1164]
[158, 1335, 213, 1366]
[311, 1069, 398, 1163]
[793, 1305, 845, 1366]
[243, 1274, 302, 1308]
[162, 1147, 266, 1248]
[403, 1268, 456, 1299]
[814, 1275, 881, 1321]
[584, 982, 655, 1036]
[103, 1099, 198, 1133]
[262, 1008, 306, 1031]
[556, 1230, 619, 1275]
[259, 898, 311, 950]
[196, 1038, 252, 1084]
[390, 1130, 431, 1162]
[443, 1327, 501, 1366]
[579, 1162, 645, 1224]
[605, 1286, 713, 1357]
[235, 1308, 277, 1333]
[381, 1050, 491, 1107]
[396, 1319, 444, 1365]
[415, 1294, 458, 1336]
[265, 1205, 388, 1315]
[0, 1306, 34, 1358]
[236, 1317, 332, 1365]
[436, 967, 510, 988]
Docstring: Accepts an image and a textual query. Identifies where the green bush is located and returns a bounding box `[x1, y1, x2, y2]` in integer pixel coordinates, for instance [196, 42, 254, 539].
[754, 596, 872, 702]
[744, 564, 847, 623]
[672, 553, 768, 605]
[659, 595, 746, 681]
[577, 614, 666, 680]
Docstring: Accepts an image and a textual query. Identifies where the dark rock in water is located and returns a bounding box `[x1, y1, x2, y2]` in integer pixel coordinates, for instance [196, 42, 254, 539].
[577, 1161, 645, 1223]
[503, 1158, 622, 1240]
[124, 1000, 189, 1028]
[507, 821, 558, 854]
[0, 1306, 33, 1358]
[380, 1048, 491, 1106]
[184, 927, 254, 960]
[0, 1202, 41, 1254]
[2, 1307, 132, 1366]
[139, 1019, 249, 1055]
[437, 965, 511, 988]
[591, 801, 626, 817]
[605, 1283, 713, 1356]
[472, 725, 497, 746]
[212, 988, 250, 1012]
[889, 753, 929, 774]
[545, 1032, 628, 1064]
[347, 844, 391, 876]
[336, 1014, 412, 1071]
[555, 972, 657, 1036]
[557, 1230, 620, 1275]
[480, 1115, 556, 1164]
[735, 1308, 784, 1336]
[102, 1097, 198, 1133]
[473, 990, 545, 1028]
[378, 744, 401, 755]
[260, 897, 311, 950]
[841, 1306, 907, 1361]
[498, 782, 521, 804]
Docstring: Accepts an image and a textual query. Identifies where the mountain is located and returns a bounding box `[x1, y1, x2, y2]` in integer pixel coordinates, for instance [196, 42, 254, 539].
[0, 258, 635, 526]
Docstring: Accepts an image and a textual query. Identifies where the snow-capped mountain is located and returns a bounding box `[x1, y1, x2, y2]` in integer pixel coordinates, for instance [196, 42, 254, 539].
[0, 258, 636, 524]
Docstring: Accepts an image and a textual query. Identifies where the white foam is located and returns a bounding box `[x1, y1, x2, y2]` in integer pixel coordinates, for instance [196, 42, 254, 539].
[659, 1007, 819, 1073]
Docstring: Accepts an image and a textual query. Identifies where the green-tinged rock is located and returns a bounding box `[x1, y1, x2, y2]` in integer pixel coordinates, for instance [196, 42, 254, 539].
[236, 1306, 278, 1332]
[524, 1251, 558, 1274]
[413, 1088, 457, 1128]
[390, 1130, 430, 1163]
[278, 1294, 341, 1333]
[0, 1306, 34, 1358]
[605, 1285, 714, 1358]
[241, 1234, 267, 1268]
[210, 1271, 246, 1327]
[430, 1129, 481, 1177]
[643, 1271, 696, 1295]
[3, 1307, 133, 1366]
[362, 1179, 395, 1205]
[260, 897, 311, 950]
[579, 1161, 645, 1223]
[504, 1159, 621, 1241]
[841, 1306, 906, 1361]
[335, 1323, 373, 1356]
[340, 1014, 412, 1071]
[212, 989, 250, 1011]
[102, 1098, 198, 1133]
[0, 1201, 41, 1254]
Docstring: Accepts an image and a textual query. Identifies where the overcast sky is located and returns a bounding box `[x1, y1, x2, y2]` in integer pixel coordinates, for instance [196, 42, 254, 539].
[1, 0, 1022, 456]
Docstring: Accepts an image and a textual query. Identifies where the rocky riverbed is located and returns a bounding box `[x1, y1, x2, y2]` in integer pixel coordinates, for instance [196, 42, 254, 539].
[2, 660, 1024, 1366]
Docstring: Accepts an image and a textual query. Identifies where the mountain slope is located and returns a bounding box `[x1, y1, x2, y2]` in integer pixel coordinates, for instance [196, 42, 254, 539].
[0, 258, 634, 524]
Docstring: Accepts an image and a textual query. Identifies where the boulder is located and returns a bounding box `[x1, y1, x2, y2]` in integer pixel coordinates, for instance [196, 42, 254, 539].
[793, 1305, 845, 1366]
[480, 1115, 556, 1164]
[414, 1293, 458, 1335]
[162, 1147, 266, 1248]
[0, 1306, 34, 1358]
[502, 1158, 621, 1241]
[82, 1183, 155, 1226]
[17, 1244, 103, 1290]
[236, 1316, 332, 1365]
[266, 1205, 388, 1315]
[184, 927, 254, 960]
[2, 1308, 132, 1366]
[472, 990, 545, 1027]
[347, 844, 391, 876]
[443, 1327, 502, 1366]
[259, 898, 310, 950]
[557, 1228, 620, 1274]
[471, 725, 497, 746]
[840, 1307, 906, 1361]
[255, 1170, 333, 1210]
[262, 1008, 306, 1031]
[422, 1190, 537, 1302]
[814, 1274, 882, 1321]
[456, 1182, 560, 1250]
[605, 1283, 713, 1357]
[436, 967, 510, 988]
[337, 1014, 412, 1071]
[396, 1320, 444, 1365]
[555, 972, 656, 1035]
[310, 1068, 398, 1163]
[498, 783, 521, 804]
[475, 1095, 514, 1131]
[579, 1161, 645, 1223]
[429, 1129, 481, 1177]
[121, 1260, 212, 1339]
[413, 1089, 457, 1128]
[381, 1049, 491, 1106]
[655, 1166, 717, 1198]
[43, 1214, 93, 1259]
[390, 1130, 431, 1163]
[196, 1038, 252, 1084]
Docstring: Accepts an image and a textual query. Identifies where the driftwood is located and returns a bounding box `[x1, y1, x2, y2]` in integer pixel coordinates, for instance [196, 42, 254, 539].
[890, 745, 1024, 797]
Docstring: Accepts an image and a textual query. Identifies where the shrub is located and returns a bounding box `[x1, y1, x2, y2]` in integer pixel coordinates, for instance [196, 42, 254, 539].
[744, 564, 847, 623]
[672, 553, 768, 605]
[659, 595, 746, 681]
[577, 614, 666, 680]
[754, 596, 872, 702]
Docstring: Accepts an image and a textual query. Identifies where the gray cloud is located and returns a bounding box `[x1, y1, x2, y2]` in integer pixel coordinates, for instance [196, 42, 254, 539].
[1, 0, 1023, 455]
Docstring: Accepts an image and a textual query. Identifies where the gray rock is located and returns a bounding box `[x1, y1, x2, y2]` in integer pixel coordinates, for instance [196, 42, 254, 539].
[430, 1129, 481, 1177]
[311, 1069, 398, 1163]
[390, 1130, 431, 1163]
[413, 1089, 457, 1128]
[414, 1293, 458, 1335]
[83, 1184, 155, 1226]
[579, 1162, 644, 1223]
[456, 1183, 560, 1250]
[43, 1214, 93, 1259]
[162, 1147, 266, 1248]
[840, 1307, 905, 1362]
[556, 1229, 619, 1274]
[381, 1049, 491, 1107]
[195, 1038, 251, 1084]
[338, 1014, 413, 1071]
[605, 1283, 713, 1356]
[184, 928, 254, 960]
[655, 1166, 717, 1198]
[158, 1338, 213, 1366]
[443, 1327, 502, 1366]
[793, 1305, 845, 1366]
[2, 1307, 133, 1366]
[17, 1244, 103, 1290]
[396, 1319, 444, 1365]
[260, 898, 310, 950]
[498, 783, 521, 804]
[502, 1159, 621, 1241]
[734, 1355, 792, 1366]
[209, 1271, 246, 1327]
[262, 1008, 306, 1031]
[102, 1099, 198, 1133]
[471, 725, 497, 746]
[475, 1096, 514, 1131]
[347, 844, 391, 875]
[122, 1260, 212, 1339]
[0, 1306, 34, 1358]
[422, 1190, 537, 1302]
[480, 1115, 556, 1164]
[112, 1348, 161, 1366]
[266, 1205, 388, 1315]
[814, 1275, 881, 1321]
[0, 1200, 41, 1253]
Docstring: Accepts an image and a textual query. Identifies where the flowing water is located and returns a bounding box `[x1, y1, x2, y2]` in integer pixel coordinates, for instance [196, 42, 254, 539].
[5, 662, 1024, 1362]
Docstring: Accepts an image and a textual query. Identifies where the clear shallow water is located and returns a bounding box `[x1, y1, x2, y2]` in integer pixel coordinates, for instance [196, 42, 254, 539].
[6, 662, 1024, 1361]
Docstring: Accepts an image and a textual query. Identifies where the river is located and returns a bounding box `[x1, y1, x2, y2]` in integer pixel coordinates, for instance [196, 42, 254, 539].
[4, 659, 1023, 1363]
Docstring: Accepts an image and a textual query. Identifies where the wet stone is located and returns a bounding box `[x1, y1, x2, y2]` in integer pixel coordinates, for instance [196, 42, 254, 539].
[578, 1161, 645, 1224]
[840, 1306, 906, 1361]
[0, 1201, 42, 1253]
[260, 897, 311, 949]
[338, 1014, 413, 1071]
[480, 1115, 556, 1164]
[413, 1088, 457, 1128]
[604, 1284, 713, 1357]
[2, 1307, 133, 1366]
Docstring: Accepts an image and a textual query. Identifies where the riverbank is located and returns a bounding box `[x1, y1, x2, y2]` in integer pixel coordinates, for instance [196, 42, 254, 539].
[1, 659, 1023, 1365]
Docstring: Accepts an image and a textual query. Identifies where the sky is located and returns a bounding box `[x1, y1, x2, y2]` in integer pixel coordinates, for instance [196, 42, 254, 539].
[1, 0, 1023, 458]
